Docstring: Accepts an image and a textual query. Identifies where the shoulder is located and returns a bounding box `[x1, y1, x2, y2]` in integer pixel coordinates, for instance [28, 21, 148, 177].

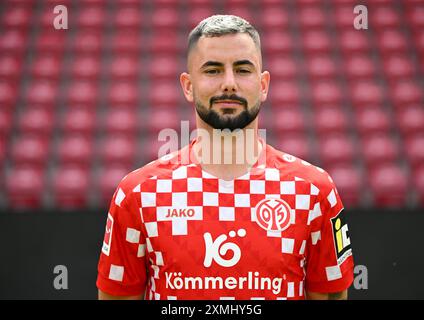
[267, 144, 337, 195]
[116, 148, 188, 196]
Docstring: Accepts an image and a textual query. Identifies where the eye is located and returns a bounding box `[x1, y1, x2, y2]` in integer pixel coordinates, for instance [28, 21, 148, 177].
[204, 69, 220, 74]
[237, 68, 251, 74]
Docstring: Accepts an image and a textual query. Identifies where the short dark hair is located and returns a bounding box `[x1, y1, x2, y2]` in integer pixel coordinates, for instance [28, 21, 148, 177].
[188, 15, 261, 54]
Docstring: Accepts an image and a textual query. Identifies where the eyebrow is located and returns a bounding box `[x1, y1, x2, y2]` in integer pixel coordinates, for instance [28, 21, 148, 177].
[200, 60, 255, 69]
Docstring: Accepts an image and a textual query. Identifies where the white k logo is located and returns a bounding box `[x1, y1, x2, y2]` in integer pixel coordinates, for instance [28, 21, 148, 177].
[203, 229, 246, 268]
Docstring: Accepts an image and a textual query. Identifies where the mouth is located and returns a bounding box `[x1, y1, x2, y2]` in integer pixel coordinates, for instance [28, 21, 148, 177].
[213, 100, 244, 108]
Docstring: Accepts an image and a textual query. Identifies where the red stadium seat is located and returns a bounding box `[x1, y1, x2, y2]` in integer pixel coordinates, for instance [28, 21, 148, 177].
[314, 107, 348, 136]
[0, 30, 27, 55]
[370, 6, 401, 29]
[53, 166, 90, 209]
[149, 81, 181, 108]
[110, 31, 141, 55]
[109, 55, 139, 80]
[62, 108, 96, 136]
[11, 135, 50, 167]
[405, 6, 424, 33]
[149, 32, 183, 55]
[298, 7, 326, 30]
[327, 164, 363, 208]
[108, 82, 138, 108]
[1, 6, 31, 30]
[187, 6, 214, 29]
[272, 109, 306, 135]
[259, 8, 290, 31]
[103, 108, 138, 136]
[72, 31, 103, 54]
[269, 80, 301, 106]
[318, 134, 355, 167]
[276, 134, 311, 162]
[339, 30, 370, 54]
[266, 56, 298, 80]
[396, 106, 424, 137]
[389, 81, 423, 108]
[0, 81, 18, 111]
[263, 32, 295, 55]
[310, 81, 342, 106]
[382, 55, 415, 81]
[349, 81, 384, 109]
[306, 55, 337, 80]
[67, 81, 98, 107]
[355, 107, 390, 136]
[70, 55, 101, 80]
[98, 165, 132, 206]
[376, 30, 409, 54]
[302, 30, 332, 54]
[39, 7, 59, 29]
[35, 31, 66, 54]
[26, 81, 58, 108]
[58, 135, 93, 168]
[361, 134, 399, 169]
[75, 6, 106, 30]
[369, 164, 408, 207]
[0, 55, 23, 81]
[344, 55, 376, 81]
[99, 135, 137, 167]
[113, 6, 143, 30]
[149, 55, 180, 80]
[151, 8, 179, 31]
[333, 5, 357, 30]
[6, 166, 45, 209]
[404, 135, 424, 169]
[148, 109, 180, 135]
[18, 108, 54, 137]
[30, 55, 61, 80]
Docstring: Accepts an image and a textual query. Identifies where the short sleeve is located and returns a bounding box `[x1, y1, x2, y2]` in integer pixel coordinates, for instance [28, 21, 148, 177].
[305, 177, 354, 293]
[96, 185, 148, 296]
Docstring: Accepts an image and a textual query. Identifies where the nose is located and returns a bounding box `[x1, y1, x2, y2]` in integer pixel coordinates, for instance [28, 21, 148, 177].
[220, 69, 237, 93]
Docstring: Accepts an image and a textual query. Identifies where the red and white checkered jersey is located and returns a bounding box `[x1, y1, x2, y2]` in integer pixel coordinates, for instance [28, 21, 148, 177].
[97, 139, 354, 300]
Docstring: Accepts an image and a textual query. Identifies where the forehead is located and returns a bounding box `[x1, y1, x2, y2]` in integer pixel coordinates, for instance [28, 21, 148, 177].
[188, 33, 261, 69]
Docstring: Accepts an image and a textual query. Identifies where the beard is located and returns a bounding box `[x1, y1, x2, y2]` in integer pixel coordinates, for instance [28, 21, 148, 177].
[194, 93, 261, 131]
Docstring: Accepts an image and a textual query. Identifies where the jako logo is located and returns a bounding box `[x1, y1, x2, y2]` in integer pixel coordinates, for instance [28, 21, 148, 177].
[254, 198, 292, 232]
[203, 229, 246, 268]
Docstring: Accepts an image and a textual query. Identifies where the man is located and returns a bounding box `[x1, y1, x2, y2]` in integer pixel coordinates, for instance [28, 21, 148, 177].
[97, 15, 354, 300]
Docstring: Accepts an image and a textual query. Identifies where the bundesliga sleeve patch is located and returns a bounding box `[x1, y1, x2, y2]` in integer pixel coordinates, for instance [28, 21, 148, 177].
[102, 213, 114, 256]
[331, 209, 352, 265]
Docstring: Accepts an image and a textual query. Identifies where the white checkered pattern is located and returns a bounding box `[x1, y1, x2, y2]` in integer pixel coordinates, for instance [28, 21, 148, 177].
[281, 238, 295, 254]
[115, 188, 125, 207]
[326, 265, 342, 281]
[219, 207, 235, 221]
[109, 264, 124, 282]
[327, 189, 337, 208]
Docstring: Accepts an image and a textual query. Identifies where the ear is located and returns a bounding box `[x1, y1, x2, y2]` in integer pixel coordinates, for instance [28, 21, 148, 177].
[260, 70, 270, 102]
[180, 72, 194, 103]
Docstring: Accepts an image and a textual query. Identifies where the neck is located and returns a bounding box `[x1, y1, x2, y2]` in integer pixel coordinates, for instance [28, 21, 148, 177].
[192, 115, 263, 181]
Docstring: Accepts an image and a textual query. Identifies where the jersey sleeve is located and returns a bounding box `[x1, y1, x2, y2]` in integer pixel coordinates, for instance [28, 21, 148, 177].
[305, 174, 354, 294]
[96, 183, 148, 296]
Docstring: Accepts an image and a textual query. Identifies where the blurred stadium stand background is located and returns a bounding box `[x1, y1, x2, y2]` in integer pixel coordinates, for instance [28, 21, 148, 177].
[1, 0, 423, 211]
[0, 0, 424, 299]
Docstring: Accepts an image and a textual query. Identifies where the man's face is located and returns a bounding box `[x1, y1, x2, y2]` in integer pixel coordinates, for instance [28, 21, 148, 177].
[182, 33, 270, 131]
